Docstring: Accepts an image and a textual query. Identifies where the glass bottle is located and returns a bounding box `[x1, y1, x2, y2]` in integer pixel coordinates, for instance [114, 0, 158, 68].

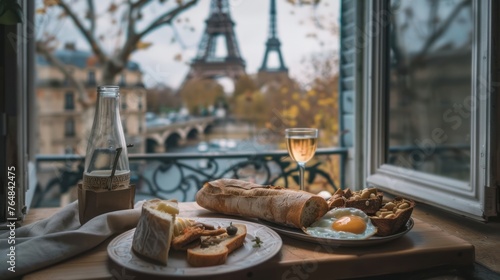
[82, 85, 130, 191]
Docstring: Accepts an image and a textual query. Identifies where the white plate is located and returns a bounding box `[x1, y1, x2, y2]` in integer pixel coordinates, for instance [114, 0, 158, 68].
[107, 218, 282, 277]
[258, 218, 414, 247]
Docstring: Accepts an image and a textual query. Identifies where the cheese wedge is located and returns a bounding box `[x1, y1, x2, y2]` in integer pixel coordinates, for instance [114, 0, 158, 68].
[132, 199, 178, 265]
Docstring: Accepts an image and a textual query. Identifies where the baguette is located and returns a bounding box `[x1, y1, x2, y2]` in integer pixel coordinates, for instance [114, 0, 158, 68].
[196, 179, 329, 228]
[187, 224, 247, 267]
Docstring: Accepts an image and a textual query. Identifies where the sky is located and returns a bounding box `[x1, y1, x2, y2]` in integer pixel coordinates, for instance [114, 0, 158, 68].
[36, 0, 340, 90]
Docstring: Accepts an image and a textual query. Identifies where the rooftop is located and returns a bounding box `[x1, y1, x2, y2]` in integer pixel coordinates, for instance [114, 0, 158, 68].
[37, 43, 140, 71]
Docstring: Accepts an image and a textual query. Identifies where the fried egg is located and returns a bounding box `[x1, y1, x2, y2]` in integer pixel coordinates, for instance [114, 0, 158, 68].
[305, 208, 377, 239]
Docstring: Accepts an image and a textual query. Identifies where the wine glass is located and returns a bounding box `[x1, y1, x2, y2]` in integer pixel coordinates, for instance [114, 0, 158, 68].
[285, 128, 319, 191]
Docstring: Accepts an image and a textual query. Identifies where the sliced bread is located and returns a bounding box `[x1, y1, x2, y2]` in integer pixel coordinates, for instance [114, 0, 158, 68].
[186, 224, 247, 267]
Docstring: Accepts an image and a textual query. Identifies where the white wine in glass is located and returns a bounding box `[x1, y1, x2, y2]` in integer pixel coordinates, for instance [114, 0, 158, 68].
[285, 128, 319, 191]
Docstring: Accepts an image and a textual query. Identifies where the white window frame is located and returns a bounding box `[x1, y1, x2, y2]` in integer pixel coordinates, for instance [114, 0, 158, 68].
[362, 0, 497, 221]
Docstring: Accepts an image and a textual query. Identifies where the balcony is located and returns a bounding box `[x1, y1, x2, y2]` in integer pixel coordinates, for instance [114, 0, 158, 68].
[33, 147, 348, 208]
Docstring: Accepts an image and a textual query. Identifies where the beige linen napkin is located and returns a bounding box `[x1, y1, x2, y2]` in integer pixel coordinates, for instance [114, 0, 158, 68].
[0, 200, 143, 280]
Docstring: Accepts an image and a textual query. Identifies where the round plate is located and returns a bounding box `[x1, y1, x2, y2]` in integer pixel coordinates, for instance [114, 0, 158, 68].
[258, 218, 414, 247]
[107, 218, 282, 277]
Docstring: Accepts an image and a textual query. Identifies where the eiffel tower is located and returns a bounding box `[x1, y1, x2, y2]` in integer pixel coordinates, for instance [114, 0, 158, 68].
[183, 0, 246, 84]
[258, 0, 288, 82]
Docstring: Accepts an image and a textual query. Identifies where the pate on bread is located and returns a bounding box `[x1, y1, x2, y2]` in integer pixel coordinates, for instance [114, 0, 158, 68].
[186, 224, 247, 267]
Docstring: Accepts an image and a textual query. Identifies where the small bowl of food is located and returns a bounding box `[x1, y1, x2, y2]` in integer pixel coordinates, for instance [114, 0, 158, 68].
[369, 197, 415, 236]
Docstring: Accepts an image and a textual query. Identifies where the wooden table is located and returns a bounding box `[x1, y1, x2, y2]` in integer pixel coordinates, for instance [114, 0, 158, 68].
[22, 202, 474, 280]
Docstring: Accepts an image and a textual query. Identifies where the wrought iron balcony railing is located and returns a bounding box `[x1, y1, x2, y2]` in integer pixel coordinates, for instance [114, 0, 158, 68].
[34, 147, 348, 207]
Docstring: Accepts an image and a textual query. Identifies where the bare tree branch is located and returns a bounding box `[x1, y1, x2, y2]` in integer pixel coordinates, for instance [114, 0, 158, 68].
[126, 0, 137, 42]
[137, 0, 198, 39]
[412, 0, 471, 65]
[131, 0, 151, 9]
[39, 0, 198, 89]
[87, 0, 96, 37]
[58, 0, 107, 63]
[36, 41, 91, 109]
[117, 0, 198, 64]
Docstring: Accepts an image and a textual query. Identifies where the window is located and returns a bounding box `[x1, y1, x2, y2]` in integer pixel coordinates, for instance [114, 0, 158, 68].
[0, 0, 35, 219]
[64, 91, 75, 110]
[29, 1, 415, 207]
[88, 70, 96, 86]
[360, 0, 498, 220]
[65, 118, 75, 137]
[64, 146, 74, 154]
[119, 74, 126, 87]
[387, 0, 472, 181]
[122, 94, 127, 110]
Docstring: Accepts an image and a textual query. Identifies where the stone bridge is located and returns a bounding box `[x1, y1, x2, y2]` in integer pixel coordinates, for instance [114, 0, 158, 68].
[145, 116, 216, 152]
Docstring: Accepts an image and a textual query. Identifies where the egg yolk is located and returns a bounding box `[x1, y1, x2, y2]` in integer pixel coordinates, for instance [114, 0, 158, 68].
[332, 215, 367, 234]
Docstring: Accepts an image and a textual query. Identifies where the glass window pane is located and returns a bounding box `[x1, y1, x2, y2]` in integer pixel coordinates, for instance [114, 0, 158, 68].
[64, 91, 74, 110]
[388, 0, 472, 181]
